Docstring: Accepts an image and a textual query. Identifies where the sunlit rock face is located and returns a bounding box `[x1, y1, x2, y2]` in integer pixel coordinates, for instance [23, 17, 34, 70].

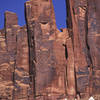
[0, 0, 100, 100]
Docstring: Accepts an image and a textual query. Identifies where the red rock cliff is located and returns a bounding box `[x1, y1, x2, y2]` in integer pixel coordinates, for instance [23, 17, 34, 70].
[0, 0, 100, 100]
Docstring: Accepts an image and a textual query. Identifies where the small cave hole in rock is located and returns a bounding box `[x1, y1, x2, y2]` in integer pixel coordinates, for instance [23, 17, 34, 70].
[41, 21, 48, 25]
[52, 0, 67, 30]
[0, 0, 28, 29]
[63, 44, 68, 59]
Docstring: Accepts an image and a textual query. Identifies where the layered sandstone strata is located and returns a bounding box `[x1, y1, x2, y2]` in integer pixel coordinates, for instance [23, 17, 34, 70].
[0, 11, 32, 100]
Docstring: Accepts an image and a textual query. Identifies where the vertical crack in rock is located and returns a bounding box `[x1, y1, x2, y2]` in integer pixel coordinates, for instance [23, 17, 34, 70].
[25, 1, 37, 99]
[85, 1, 94, 96]
[87, 0, 100, 96]
[65, 30, 76, 99]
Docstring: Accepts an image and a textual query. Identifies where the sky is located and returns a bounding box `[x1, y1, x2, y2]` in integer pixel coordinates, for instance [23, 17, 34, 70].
[0, 0, 66, 29]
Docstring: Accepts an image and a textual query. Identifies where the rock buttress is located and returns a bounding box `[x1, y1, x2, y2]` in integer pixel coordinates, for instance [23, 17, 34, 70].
[0, 11, 32, 99]
[66, 0, 100, 99]
[25, 0, 67, 99]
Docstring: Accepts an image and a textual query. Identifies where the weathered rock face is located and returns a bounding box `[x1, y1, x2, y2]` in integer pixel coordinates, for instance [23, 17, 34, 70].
[0, 11, 31, 100]
[0, 0, 100, 100]
[25, 0, 67, 99]
[66, 0, 100, 99]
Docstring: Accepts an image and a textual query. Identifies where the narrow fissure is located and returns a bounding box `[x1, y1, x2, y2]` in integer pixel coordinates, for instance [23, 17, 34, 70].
[66, 0, 72, 29]
[12, 38, 17, 100]
[85, 1, 94, 96]
[66, 0, 74, 46]
[27, 26, 36, 99]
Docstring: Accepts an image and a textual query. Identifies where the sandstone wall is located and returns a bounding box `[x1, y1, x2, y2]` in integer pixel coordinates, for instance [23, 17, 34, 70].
[0, 11, 32, 100]
[25, 0, 67, 99]
[66, 0, 100, 99]
[0, 0, 100, 100]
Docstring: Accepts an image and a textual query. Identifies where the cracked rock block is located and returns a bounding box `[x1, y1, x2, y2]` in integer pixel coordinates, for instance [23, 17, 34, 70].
[66, 0, 90, 97]
[13, 26, 31, 100]
[25, 0, 67, 99]
[0, 11, 31, 99]
[0, 11, 19, 99]
[66, 0, 100, 99]
[65, 29, 76, 99]
[0, 29, 13, 99]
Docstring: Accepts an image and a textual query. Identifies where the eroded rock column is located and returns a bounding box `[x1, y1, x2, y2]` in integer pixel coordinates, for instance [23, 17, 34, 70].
[25, 0, 67, 99]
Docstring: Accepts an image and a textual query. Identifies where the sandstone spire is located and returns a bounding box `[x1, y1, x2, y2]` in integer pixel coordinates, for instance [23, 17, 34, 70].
[25, 0, 67, 99]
